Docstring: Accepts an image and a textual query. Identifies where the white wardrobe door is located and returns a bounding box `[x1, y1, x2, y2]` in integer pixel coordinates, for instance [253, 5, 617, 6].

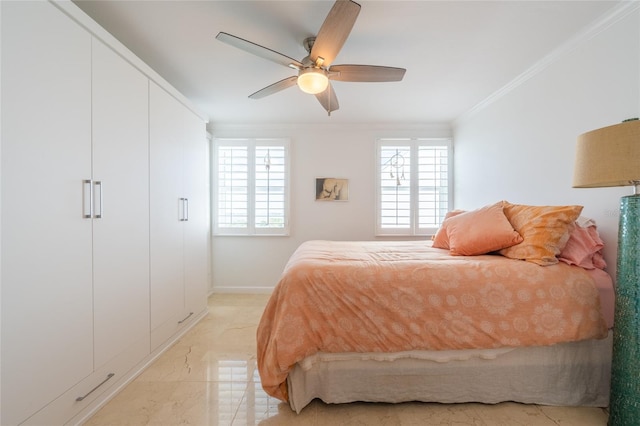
[1, 2, 93, 424]
[91, 39, 150, 369]
[183, 108, 209, 316]
[149, 82, 185, 349]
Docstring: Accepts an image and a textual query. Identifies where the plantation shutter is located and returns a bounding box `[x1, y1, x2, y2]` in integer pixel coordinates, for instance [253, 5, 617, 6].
[379, 145, 411, 229]
[213, 138, 289, 235]
[255, 145, 286, 229]
[377, 138, 452, 236]
[216, 144, 248, 229]
[417, 144, 449, 229]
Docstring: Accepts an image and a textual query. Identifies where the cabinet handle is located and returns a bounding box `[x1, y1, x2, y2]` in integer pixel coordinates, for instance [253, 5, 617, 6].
[179, 198, 186, 222]
[83, 179, 93, 219]
[94, 181, 103, 219]
[75, 373, 115, 402]
[184, 198, 189, 222]
[178, 312, 194, 324]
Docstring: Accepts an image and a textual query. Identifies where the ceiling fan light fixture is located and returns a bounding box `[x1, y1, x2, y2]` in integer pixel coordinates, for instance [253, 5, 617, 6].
[297, 68, 329, 94]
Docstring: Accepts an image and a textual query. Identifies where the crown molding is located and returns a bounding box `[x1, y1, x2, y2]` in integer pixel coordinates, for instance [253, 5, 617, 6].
[210, 122, 452, 135]
[454, 1, 640, 126]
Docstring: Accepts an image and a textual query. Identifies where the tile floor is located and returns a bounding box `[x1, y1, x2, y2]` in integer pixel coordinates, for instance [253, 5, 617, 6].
[85, 293, 609, 425]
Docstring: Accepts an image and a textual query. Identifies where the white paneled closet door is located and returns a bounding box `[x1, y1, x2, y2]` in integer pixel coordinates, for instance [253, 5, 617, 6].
[0, 2, 93, 424]
[91, 39, 150, 369]
[149, 81, 208, 350]
[149, 82, 187, 350]
[183, 108, 209, 316]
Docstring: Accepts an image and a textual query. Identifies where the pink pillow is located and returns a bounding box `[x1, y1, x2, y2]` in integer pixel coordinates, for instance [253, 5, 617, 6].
[441, 202, 523, 256]
[432, 210, 465, 249]
[558, 221, 606, 270]
[593, 252, 607, 269]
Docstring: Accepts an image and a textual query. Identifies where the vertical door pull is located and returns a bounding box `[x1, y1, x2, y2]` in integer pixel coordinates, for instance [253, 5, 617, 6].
[83, 179, 93, 219]
[179, 198, 187, 221]
[184, 198, 189, 222]
[94, 181, 103, 219]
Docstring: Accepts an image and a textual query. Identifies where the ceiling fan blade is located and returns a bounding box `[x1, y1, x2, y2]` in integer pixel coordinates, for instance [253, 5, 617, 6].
[329, 65, 406, 82]
[249, 76, 298, 99]
[315, 83, 339, 115]
[216, 32, 302, 69]
[310, 0, 361, 67]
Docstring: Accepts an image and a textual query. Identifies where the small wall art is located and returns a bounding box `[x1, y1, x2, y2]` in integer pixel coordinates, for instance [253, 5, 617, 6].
[315, 178, 349, 201]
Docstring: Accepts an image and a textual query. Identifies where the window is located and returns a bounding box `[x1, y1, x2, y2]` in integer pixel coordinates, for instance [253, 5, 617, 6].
[376, 138, 452, 236]
[213, 138, 290, 235]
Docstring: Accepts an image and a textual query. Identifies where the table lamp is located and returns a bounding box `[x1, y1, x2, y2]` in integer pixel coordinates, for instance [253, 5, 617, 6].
[573, 118, 640, 425]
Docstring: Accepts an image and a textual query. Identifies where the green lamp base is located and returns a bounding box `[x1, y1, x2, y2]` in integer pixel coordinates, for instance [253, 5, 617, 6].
[608, 195, 640, 425]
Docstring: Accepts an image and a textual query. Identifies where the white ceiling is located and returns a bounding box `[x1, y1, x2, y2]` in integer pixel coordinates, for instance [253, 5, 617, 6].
[73, 0, 620, 126]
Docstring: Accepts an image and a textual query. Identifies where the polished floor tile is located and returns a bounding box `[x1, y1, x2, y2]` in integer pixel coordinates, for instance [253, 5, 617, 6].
[85, 294, 609, 425]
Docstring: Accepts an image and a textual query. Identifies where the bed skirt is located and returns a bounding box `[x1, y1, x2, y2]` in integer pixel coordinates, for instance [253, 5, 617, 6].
[287, 331, 612, 413]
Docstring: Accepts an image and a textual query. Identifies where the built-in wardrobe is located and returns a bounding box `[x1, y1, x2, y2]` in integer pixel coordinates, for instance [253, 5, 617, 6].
[0, 1, 209, 424]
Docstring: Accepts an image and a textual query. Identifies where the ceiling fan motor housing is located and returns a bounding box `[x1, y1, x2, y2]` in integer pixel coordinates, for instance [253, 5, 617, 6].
[303, 37, 316, 54]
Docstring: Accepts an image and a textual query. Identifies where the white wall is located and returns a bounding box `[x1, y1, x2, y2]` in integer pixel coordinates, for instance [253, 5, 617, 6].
[453, 6, 640, 280]
[210, 124, 451, 292]
[211, 5, 639, 293]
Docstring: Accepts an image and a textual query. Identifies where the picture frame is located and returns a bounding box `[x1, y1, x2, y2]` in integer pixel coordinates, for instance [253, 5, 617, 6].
[315, 178, 349, 201]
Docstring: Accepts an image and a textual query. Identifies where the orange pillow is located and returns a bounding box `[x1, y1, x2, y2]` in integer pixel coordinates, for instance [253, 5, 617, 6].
[432, 209, 465, 249]
[499, 202, 583, 266]
[445, 202, 523, 256]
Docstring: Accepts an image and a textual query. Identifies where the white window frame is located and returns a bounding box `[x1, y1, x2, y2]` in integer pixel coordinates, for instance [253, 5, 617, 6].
[376, 138, 453, 236]
[212, 138, 290, 236]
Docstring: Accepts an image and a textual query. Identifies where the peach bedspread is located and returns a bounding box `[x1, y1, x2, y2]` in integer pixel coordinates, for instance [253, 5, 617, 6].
[257, 240, 609, 401]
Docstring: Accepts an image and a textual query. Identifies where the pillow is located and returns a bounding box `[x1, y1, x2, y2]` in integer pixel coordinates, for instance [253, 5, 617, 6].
[593, 252, 607, 270]
[432, 209, 465, 249]
[499, 202, 583, 266]
[558, 218, 606, 270]
[445, 202, 523, 256]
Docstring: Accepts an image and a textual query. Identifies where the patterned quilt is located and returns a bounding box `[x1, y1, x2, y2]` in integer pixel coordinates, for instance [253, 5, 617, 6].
[257, 240, 609, 401]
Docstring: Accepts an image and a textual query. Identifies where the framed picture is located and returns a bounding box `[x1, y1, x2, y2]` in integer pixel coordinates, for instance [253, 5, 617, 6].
[315, 178, 349, 201]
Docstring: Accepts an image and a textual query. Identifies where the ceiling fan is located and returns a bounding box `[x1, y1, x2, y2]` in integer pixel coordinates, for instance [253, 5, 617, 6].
[215, 0, 406, 115]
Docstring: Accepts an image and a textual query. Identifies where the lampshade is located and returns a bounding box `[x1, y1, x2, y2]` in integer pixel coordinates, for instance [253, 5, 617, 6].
[573, 120, 640, 190]
[297, 69, 329, 95]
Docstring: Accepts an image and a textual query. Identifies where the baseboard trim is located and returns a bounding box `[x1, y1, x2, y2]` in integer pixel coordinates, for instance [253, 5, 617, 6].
[210, 286, 274, 294]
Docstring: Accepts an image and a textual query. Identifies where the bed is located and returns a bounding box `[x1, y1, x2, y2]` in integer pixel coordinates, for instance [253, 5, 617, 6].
[257, 202, 614, 413]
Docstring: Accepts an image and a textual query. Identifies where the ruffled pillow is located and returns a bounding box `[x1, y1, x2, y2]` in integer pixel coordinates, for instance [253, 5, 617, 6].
[558, 217, 606, 270]
[499, 202, 583, 266]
